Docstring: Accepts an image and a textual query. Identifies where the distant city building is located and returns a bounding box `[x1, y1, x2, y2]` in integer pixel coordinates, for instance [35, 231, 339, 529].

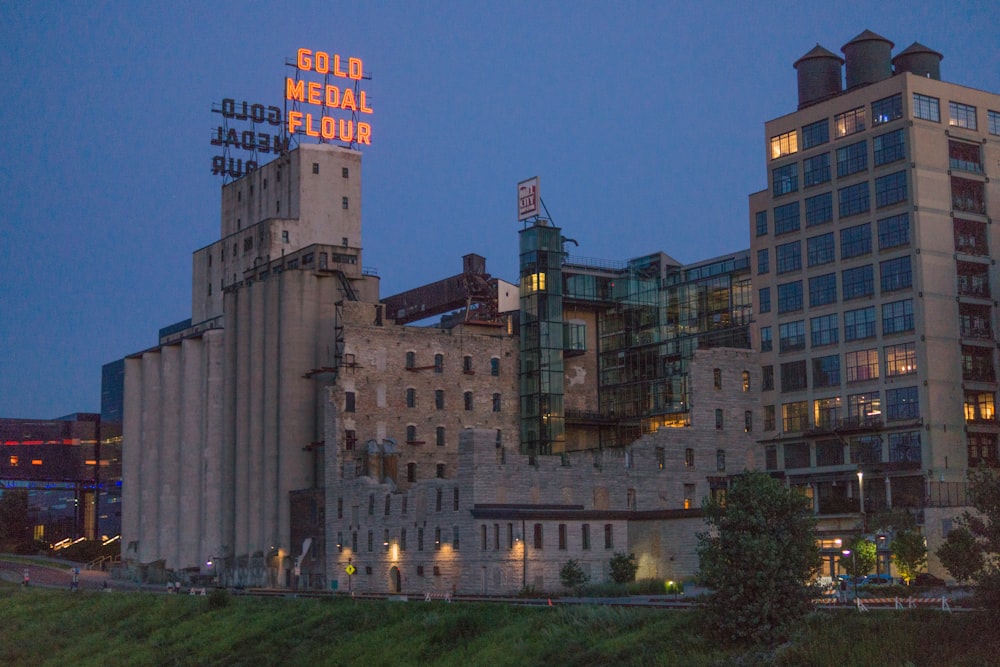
[0, 412, 121, 543]
[750, 29, 1000, 576]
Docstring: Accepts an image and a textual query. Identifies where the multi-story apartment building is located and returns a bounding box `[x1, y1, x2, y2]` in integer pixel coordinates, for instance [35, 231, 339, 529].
[750, 30, 1000, 576]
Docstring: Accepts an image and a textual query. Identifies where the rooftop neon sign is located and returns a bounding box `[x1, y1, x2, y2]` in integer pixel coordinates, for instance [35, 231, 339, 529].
[285, 48, 373, 145]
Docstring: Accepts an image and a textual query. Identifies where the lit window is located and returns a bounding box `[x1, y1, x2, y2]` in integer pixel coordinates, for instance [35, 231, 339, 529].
[885, 342, 917, 377]
[845, 348, 879, 383]
[871, 94, 902, 126]
[949, 101, 977, 130]
[835, 107, 865, 138]
[9, 456, 17, 466]
[770, 130, 799, 159]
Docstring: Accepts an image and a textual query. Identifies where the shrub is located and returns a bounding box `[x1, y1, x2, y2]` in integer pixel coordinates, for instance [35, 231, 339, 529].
[559, 559, 589, 592]
[608, 552, 638, 584]
[206, 587, 230, 610]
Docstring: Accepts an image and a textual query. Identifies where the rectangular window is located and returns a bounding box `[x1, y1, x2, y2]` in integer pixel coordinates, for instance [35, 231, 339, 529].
[838, 182, 870, 218]
[873, 128, 905, 165]
[885, 341, 917, 377]
[836, 140, 868, 177]
[949, 140, 983, 174]
[813, 354, 841, 387]
[744, 411, 753, 432]
[880, 256, 912, 292]
[877, 213, 910, 249]
[889, 432, 921, 464]
[840, 223, 872, 259]
[816, 436, 844, 463]
[805, 192, 833, 226]
[764, 406, 776, 432]
[760, 326, 772, 353]
[773, 163, 798, 196]
[717, 449, 726, 471]
[491, 358, 500, 376]
[802, 119, 829, 148]
[759, 288, 771, 314]
[685, 448, 694, 467]
[882, 299, 914, 334]
[755, 210, 768, 237]
[913, 93, 940, 122]
[871, 93, 902, 126]
[492, 393, 502, 412]
[757, 248, 769, 274]
[845, 348, 880, 382]
[604, 524, 614, 549]
[844, 306, 876, 341]
[406, 387, 416, 408]
[965, 391, 996, 423]
[949, 101, 977, 130]
[534, 524, 543, 549]
[435, 389, 444, 410]
[776, 242, 801, 274]
[342, 196, 349, 209]
[875, 171, 908, 208]
[782, 401, 809, 432]
[780, 360, 807, 392]
[762, 365, 774, 391]
[715, 408, 724, 429]
[848, 392, 881, 425]
[886, 386, 920, 421]
[962, 346, 995, 382]
[952, 176, 986, 214]
[770, 130, 799, 159]
[558, 524, 567, 550]
[989, 110, 1000, 136]
[778, 320, 805, 352]
[803, 153, 831, 187]
[811, 313, 839, 347]
[808, 273, 837, 307]
[436, 426, 445, 447]
[464, 391, 473, 410]
[807, 232, 835, 266]
[784, 443, 810, 469]
[434, 354, 443, 373]
[312, 162, 320, 174]
[841, 265, 874, 300]
[406, 425, 417, 443]
[777, 281, 803, 313]
[960, 303, 993, 339]
[655, 447, 665, 470]
[582, 524, 591, 550]
[345, 392, 356, 412]
[774, 202, 800, 235]
[835, 107, 865, 138]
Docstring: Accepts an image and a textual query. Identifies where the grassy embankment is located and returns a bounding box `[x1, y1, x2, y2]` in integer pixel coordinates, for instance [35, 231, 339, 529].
[0, 584, 996, 666]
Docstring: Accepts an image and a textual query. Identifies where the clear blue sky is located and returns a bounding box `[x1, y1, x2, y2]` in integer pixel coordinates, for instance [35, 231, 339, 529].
[1, 1, 998, 418]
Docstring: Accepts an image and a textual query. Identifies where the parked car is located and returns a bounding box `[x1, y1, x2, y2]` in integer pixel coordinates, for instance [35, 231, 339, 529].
[913, 573, 946, 586]
[860, 574, 894, 585]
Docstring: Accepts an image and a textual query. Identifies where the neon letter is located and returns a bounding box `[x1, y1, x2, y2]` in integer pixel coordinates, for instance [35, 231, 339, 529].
[359, 91, 372, 114]
[348, 58, 362, 80]
[251, 104, 265, 123]
[287, 111, 303, 135]
[286, 78, 305, 102]
[267, 106, 282, 125]
[307, 82, 322, 105]
[304, 113, 319, 137]
[315, 51, 329, 74]
[357, 122, 371, 145]
[221, 98, 235, 118]
[333, 55, 346, 78]
[297, 48, 312, 71]
[339, 120, 354, 142]
[341, 88, 356, 111]
[321, 116, 336, 140]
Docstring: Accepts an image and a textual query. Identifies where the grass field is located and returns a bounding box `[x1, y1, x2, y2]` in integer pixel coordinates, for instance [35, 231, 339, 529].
[0, 584, 996, 666]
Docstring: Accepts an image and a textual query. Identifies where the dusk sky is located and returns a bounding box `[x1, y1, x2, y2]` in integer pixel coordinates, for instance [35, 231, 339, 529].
[2, 1, 999, 419]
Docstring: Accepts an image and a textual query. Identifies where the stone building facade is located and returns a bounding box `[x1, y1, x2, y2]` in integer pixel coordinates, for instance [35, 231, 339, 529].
[324, 347, 760, 594]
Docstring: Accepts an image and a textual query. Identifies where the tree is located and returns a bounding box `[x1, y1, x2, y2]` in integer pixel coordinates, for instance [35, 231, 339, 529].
[559, 559, 589, 592]
[935, 470, 1000, 611]
[838, 536, 876, 579]
[608, 552, 638, 584]
[937, 527, 984, 584]
[0, 489, 32, 551]
[697, 472, 821, 646]
[891, 530, 927, 584]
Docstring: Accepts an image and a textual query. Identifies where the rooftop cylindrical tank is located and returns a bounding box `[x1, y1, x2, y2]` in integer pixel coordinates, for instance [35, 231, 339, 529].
[892, 42, 943, 80]
[842, 29, 894, 90]
[794, 44, 844, 109]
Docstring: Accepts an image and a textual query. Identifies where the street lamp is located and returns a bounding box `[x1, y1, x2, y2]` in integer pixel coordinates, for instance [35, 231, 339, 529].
[842, 549, 857, 602]
[857, 469, 865, 532]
